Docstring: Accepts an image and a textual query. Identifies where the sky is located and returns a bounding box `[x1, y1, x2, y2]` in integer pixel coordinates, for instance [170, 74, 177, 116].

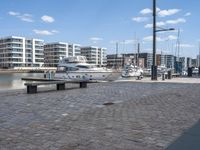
[0, 0, 200, 58]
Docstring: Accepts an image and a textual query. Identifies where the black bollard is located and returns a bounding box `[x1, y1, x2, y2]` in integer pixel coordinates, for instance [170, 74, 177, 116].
[168, 70, 172, 79]
[162, 73, 165, 80]
[188, 67, 193, 77]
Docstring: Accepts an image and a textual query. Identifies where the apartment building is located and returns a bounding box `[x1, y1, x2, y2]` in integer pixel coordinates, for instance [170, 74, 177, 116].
[81, 46, 107, 66]
[161, 54, 175, 69]
[44, 43, 81, 67]
[0, 36, 44, 68]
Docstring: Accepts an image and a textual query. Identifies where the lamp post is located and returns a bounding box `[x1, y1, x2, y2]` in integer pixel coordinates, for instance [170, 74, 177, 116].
[151, 0, 175, 80]
[152, 0, 157, 80]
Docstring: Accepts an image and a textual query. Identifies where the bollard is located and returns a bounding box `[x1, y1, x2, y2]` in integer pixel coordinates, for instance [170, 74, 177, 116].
[199, 67, 200, 76]
[188, 67, 193, 77]
[168, 70, 172, 79]
[162, 73, 165, 80]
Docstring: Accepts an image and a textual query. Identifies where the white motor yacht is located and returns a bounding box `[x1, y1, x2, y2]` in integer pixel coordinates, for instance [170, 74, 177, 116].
[54, 56, 120, 81]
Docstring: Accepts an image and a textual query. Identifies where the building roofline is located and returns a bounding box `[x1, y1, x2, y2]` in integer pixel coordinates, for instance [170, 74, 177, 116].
[0, 35, 44, 41]
[44, 42, 68, 45]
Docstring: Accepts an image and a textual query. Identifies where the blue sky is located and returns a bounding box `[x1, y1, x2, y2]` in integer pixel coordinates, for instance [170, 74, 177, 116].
[0, 0, 199, 58]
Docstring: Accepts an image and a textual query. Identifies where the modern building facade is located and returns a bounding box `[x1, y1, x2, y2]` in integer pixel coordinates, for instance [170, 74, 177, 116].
[161, 54, 175, 69]
[68, 44, 81, 57]
[107, 53, 151, 69]
[0, 36, 44, 68]
[81, 46, 107, 66]
[44, 43, 81, 67]
[139, 53, 153, 69]
[106, 54, 125, 68]
[197, 55, 200, 67]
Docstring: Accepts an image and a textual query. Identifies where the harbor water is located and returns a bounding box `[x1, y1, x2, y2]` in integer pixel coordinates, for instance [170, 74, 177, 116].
[0, 73, 43, 91]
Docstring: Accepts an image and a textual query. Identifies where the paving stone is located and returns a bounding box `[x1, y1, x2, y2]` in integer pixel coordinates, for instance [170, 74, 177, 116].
[0, 81, 200, 149]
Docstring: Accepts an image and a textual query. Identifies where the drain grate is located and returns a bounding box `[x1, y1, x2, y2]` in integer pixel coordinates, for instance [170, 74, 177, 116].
[103, 102, 115, 106]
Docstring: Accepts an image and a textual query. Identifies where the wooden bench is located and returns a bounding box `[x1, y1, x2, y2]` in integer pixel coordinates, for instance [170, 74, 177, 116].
[24, 80, 88, 94]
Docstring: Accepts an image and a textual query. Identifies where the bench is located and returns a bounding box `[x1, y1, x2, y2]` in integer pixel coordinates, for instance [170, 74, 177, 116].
[24, 80, 88, 94]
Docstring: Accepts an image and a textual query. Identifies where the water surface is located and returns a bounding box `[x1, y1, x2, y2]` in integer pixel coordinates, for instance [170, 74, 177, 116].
[0, 73, 43, 91]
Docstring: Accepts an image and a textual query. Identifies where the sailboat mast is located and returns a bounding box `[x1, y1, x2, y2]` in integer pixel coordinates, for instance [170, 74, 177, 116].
[115, 42, 119, 69]
[137, 43, 140, 66]
[177, 29, 180, 61]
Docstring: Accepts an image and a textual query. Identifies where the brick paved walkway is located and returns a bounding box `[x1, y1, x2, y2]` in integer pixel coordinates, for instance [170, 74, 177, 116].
[0, 81, 200, 150]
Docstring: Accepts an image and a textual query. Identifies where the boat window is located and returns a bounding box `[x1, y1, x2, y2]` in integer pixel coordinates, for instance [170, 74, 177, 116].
[76, 65, 89, 69]
[66, 67, 79, 71]
[76, 75, 80, 78]
[57, 66, 66, 72]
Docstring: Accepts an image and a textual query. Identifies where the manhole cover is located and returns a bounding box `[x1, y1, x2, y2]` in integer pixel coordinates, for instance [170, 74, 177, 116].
[103, 102, 114, 106]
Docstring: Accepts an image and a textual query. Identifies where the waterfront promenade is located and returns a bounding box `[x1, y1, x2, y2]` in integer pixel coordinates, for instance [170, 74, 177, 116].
[0, 78, 200, 149]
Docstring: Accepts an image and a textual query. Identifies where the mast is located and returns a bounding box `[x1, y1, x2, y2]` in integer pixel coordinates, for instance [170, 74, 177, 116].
[175, 29, 180, 61]
[137, 42, 140, 66]
[115, 42, 119, 69]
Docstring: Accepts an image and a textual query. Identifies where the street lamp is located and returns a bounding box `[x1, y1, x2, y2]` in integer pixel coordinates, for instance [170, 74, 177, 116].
[151, 0, 175, 80]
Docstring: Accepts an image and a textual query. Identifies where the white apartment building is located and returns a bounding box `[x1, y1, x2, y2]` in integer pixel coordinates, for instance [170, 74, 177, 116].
[81, 46, 107, 66]
[161, 54, 175, 69]
[0, 36, 44, 68]
[44, 43, 81, 67]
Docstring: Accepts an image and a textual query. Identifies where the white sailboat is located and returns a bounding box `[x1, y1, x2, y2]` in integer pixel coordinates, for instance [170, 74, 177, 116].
[121, 42, 143, 78]
[121, 64, 143, 78]
[54, 56, 120, 81]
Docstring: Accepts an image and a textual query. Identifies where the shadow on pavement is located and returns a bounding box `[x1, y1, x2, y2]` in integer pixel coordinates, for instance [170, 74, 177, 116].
[166, 120, 200, 150]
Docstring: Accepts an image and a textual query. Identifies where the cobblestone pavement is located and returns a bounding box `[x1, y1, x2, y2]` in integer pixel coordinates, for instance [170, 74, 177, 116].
[0, 81, 200, 150]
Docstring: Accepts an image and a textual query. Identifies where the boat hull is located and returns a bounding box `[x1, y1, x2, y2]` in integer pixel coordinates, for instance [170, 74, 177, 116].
[54, 71, 120, 81]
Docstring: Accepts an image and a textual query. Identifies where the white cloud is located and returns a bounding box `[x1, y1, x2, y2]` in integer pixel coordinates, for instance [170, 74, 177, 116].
[8, 11, 34, 22]
[89, 37, 103, 44]
[158, 9, 181, 17]
[143, 36, 164, 42]
[33, 29, 59, 35]
[167, 35, 177, 40]
[144, 21, 166, 28]
[140, 8, 152, 15]
[8, 11, 20, 16]
[120, 40, 136, 44]
[132, 17, 148, 23]
[145, 24, 153, 28]
[143, 35, 177, 42]
[41, 15, 55, 23]
[18, 14, 34, 22]
[166, 18, 186, 25]
[157, 21, 166, 26]
[51, 30, 59, 33]
[90, 37, 103, 41]
[179, 44, 195, 48]
[184, 12, 191, 17]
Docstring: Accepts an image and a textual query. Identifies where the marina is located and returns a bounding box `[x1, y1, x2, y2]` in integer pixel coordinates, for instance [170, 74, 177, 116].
[1, 0, 200, 149]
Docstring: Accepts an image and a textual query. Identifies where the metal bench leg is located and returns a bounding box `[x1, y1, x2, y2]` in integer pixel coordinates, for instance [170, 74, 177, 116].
[80, 82, 87, 88]
[57, 83, 65, 90]
[27, 85, 37, 94]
